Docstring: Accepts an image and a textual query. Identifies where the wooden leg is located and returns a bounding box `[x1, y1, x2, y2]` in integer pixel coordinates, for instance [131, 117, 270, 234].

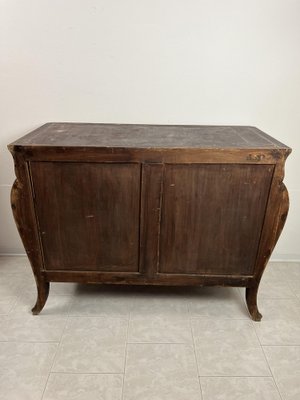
[31, 279, 50, 315]
[246, 286, 262, 321]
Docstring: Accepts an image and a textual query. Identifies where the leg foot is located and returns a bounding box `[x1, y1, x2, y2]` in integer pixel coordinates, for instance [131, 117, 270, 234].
[31, 280, 49, 315]
[246, 286, 262, 321]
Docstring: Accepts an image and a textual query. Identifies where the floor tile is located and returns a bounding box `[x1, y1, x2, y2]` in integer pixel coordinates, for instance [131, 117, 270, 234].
[51, 282, 79, 295]
[131, 287, 188, 318]
[200, 377, 281, 400]
[128, 316, 192, 343]
[263, 262, 286, 280]
[295, 292, 300, 302]
[130, 285, 190, 297]
[0, 255, 30, 274]
[195, 344, 271, 377]
[257, 279, 296, 299]
[53, 317, 127, 373]
[264, 346, 300, 400]
[258, 298, 300, 321]
[0, 342, 57, 400]
[131, 297, 188, 318]
[0, 274, 24, 297]
[11, 294, 73, 316]
[69, 286, 134, 318]
[238, 263, 296, 300]
[287, 279, 300, 298]
[277, 262, 300, 281]
[1, 257, 300, 400]
[254, 319, 300, 345]
[123, 343, 202, 400]
[188, 287, 249, 319]
[242, 262, 297, 299]
[43, 373, 123, 400]
[238, 263, 289, 301]
[0, 315, 67, 342]
[0, 296, 16, 315]
[69, 295, 133, 318]
[192, 319, 259, 347]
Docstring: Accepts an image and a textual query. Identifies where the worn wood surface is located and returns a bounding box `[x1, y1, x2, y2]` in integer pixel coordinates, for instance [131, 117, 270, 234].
[10, 151, 49, 314]
[43, 270, 254, 287]
[139, 164, 164, 278]
[8, 123, 291, 319]
[246, 161, 291, 321]
[159, 164, 273, 275]
[30, 162, 141, 272]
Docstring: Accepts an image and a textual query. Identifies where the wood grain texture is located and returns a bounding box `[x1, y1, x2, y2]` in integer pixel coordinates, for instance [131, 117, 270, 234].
[158, 164, 274, 276]
[246, 161, 290, 321]
[30, 162, 141, 272]
[12, 146, 287, 165]
[10, 151, 49, 314]
[8, 123, 291, 320]
[44, 270, 254, 287]
[139, 164, 163, 277]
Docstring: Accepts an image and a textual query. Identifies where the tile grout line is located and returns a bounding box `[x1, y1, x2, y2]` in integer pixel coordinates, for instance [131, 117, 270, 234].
[258, 296, 298, 299]
[0, 340, 65, 343]
[66, 314, 130, 320]
[38, 371, 125, 375]
[121, 311, 130, 400]
[262, 345, 300, 347]
[124, 341, 204, 345]
[261, 346, 284, 400]
[189, 317, 251, 321]
[40, 306, 71, 400]
[251, 320, 284, 400]
[198, 375, 283, 378]
[119, 342, 300, 346]
[286, 279, 300, 301]
[188, 302, 204, 399]
[2, 337, 266, 345]
[9, 296, 18, 315]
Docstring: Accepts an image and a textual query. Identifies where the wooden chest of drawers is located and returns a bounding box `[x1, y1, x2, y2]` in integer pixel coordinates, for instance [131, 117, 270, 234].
[8, 123, 291, 320]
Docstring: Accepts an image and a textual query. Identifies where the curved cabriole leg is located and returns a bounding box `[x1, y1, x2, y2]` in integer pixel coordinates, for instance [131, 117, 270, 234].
[9, 151, 50, 315]
[246, 286, 262, 321]
[32, 280, 50, 315]
[248, 161, 291, 322]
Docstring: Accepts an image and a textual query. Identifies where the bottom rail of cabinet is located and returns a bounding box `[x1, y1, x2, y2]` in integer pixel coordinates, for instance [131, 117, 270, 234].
[30, 270, 262, 321]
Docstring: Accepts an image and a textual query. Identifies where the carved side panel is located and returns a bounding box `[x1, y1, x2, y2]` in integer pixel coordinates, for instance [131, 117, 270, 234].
[10, 148, 50, 313]
[9, 148, 45, 283]
[254, 153, 291, 282]
[245, 152, 290, 321]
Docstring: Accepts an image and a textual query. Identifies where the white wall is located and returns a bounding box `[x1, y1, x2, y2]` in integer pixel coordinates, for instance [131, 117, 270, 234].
[0, 0, 299, 258]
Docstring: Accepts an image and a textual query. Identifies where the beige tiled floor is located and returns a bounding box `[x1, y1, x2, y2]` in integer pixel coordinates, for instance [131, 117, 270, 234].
[0, 256, 299, 400]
